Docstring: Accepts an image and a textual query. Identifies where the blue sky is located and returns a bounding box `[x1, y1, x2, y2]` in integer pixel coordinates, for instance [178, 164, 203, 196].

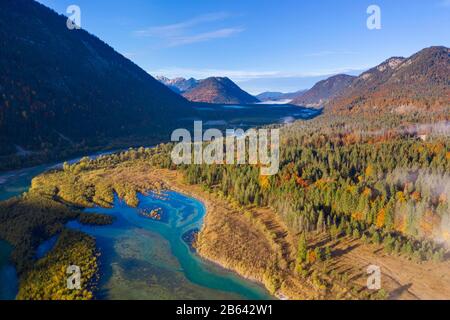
[38, 0, 449, 94]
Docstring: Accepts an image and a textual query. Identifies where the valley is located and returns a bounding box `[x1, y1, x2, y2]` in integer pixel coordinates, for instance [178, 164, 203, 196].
[0, 0, 449, 303]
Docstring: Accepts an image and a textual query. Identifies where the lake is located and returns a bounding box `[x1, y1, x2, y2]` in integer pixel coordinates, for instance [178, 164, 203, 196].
[0, 240, 18, 300]
[195, 103, 321, 130]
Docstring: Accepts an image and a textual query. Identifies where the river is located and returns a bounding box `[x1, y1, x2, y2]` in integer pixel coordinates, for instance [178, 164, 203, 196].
[0, 158, 274, 300]
[0, 106, 321, 299]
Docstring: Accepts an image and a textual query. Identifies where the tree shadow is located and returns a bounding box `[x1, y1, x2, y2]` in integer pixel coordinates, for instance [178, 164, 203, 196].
[388, 283, 414, 300]
[332, 244, 360, 257]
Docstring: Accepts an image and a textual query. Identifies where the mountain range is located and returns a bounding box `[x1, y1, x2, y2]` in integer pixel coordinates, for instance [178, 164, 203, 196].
[158, 46, 449, 112]
[157, 76, 308, 104]
[292, 46, 449, 112]
[328, 46, 450, 112]
[156, 76, 199, 94]
[159, 76, 260, 104]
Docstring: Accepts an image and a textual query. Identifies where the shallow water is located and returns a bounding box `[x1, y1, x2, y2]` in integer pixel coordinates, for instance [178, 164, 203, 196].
[35, 235, 59, 260]
[67, 192, 272, 300]
[0, 240, 18, 300]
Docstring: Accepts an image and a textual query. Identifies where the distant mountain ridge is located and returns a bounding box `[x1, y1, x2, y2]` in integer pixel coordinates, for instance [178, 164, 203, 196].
[159, 76, 259, 104]
[0, 0, 193, 156]
[291, 74, 356, 107]
[156, 76, 199, 94]
[256, 90, 307, 102]
[329, 46, 450, 112]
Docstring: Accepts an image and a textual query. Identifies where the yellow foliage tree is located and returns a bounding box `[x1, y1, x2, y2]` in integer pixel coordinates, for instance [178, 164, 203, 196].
[259, 175, 270, 190]
[365, 164, 375, 178]
[376, 208, 386, 228]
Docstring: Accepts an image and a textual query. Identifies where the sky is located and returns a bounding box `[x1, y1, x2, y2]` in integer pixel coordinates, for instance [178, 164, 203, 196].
[37, 0, 449, 94]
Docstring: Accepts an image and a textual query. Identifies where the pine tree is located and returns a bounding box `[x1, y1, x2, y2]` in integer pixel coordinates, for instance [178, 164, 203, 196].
[296, 233, 308, 264]
[316, 211, 324, 232]
[371, 232, 381, 245]
[325, 246, 332, 260]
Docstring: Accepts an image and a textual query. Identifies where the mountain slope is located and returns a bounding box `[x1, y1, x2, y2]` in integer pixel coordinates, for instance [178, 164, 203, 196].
[182, 77, 260, 104]
[0, 0, 193, 156]
[281, 90, 308, 100]
[291, 74, 356, 107]
[329, 46, 450, 112]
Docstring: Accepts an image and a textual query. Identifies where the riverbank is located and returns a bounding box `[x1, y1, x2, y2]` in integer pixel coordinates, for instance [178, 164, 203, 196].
[150, 169, 317, 299]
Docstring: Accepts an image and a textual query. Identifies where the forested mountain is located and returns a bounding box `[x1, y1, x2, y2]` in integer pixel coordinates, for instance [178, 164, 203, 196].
[182, 77, 260, 104]
[329, 46, 450, 112]
[157, 76, 259, 104]
[0, 0, 193, 157]
[291, 74, 356, 107]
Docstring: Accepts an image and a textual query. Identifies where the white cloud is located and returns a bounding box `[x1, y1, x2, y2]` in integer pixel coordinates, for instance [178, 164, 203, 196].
[134, 12, 230, 37]
[151, 67, 279, 80]
[303, 51, 359, 57]
[167, 28, 244, 47]
[133, 12, 242, 47]
[150, 66, 369, 81]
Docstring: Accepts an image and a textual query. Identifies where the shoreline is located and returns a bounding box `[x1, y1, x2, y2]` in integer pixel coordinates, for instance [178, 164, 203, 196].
[159, 179, 270, 289]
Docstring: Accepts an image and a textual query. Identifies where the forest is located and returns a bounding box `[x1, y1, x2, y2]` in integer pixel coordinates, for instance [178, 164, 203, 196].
[175, 112, 450, 265]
